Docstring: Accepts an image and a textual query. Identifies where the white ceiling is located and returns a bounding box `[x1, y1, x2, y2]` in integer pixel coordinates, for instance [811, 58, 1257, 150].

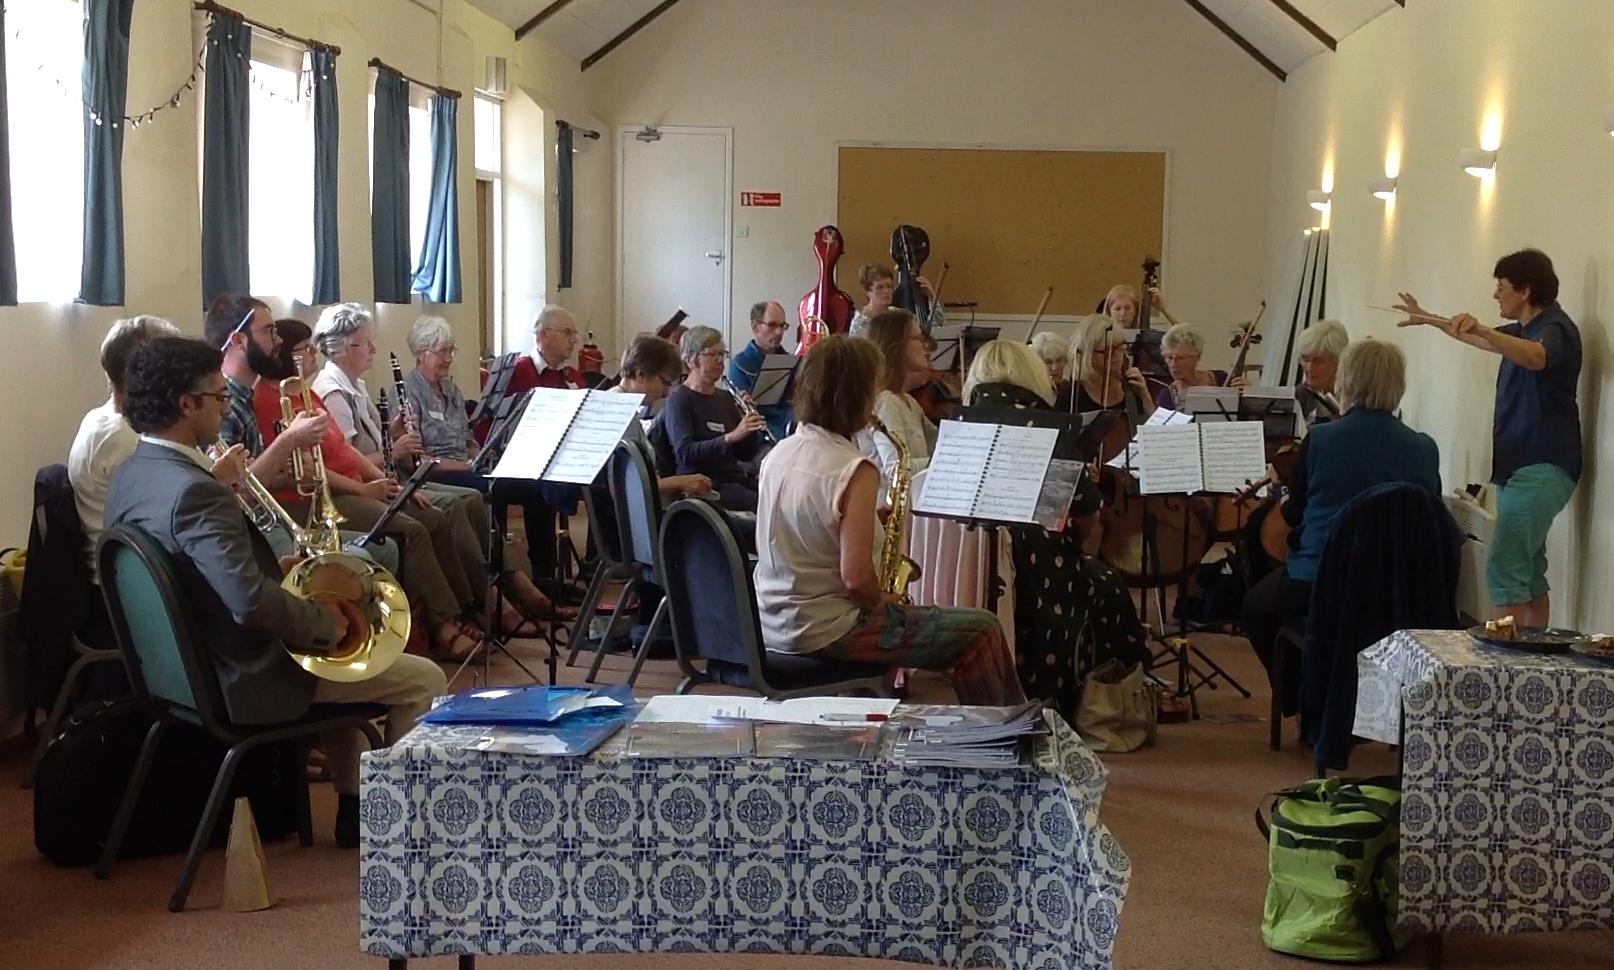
[467, 0, 1401, 75]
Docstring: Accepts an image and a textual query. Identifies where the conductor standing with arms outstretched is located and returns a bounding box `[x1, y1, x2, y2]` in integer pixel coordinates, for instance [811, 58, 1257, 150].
[1395, 248, 1581, 630]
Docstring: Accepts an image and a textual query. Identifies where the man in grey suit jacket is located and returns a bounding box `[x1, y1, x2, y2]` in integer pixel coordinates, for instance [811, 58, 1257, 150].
[105, 336, 446, 848]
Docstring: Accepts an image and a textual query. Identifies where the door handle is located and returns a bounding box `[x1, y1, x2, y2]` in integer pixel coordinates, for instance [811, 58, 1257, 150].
[704, 251, 724, 265]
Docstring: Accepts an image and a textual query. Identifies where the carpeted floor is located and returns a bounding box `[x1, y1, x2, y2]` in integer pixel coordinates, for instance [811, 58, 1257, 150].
[2, 630, 1609, 969]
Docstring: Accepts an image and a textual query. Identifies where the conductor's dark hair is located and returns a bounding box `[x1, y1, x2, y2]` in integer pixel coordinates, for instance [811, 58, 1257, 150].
[1493, 249, 1558, 307]
[122, 337, 224, 434]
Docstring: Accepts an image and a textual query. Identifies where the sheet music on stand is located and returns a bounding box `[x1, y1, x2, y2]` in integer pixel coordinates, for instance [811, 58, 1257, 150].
[1181, 386, 1241, 423]
[914, 420, 1076, 528]
[1134, 420, 1267, 496]
[749, 354, 799, 407]
[489, 388, 645, 484]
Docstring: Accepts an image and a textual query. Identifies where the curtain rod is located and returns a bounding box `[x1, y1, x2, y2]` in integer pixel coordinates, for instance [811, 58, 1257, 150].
[192, 1, 341, 55]
[557, 120, 601, 139]
[367, 58, 462, 100]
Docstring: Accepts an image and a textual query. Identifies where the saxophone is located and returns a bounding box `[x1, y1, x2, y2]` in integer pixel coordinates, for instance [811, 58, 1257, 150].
[871, 418, 922, 601]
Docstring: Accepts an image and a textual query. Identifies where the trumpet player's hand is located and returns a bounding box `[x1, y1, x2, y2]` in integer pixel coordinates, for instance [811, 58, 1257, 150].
[725, 411, 766, 445]
[208, 443, 247, 488]
[283, 411, 329, 448]
[357, 479, 394, 502]
[391, 430, 424, 458]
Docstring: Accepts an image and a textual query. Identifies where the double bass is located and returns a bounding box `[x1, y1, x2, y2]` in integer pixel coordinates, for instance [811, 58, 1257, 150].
[1131, 256, 1171, 402]
[797, 225, 857, 351]
[890, 225, 933, 329]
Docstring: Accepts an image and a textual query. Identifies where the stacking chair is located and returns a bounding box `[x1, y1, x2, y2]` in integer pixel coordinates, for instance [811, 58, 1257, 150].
[1269, 618, 1306, 751]
[585, 438, 669, 686]
[94, 523, 384, 912]
[563, 482, 637, 668]
[658, 498, 892, 699]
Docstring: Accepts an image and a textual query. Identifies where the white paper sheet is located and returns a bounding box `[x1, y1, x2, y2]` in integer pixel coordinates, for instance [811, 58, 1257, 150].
[489, 388, 644, 484]
[1145, 407, 1194, 427]
[752, 697, 901, 725]
[914, 421, 998, 517]
[1199, 421, 1269, 494]
[1136, 424, 1204, 494]
[635, 695, 765, 724]
[488, 389, 582, 480]
[633, 694, 900, 726]
[913, 421, 1058, 523]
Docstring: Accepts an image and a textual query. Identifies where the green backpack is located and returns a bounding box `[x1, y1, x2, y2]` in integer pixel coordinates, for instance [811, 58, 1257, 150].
[1256, 776, 1410, 963]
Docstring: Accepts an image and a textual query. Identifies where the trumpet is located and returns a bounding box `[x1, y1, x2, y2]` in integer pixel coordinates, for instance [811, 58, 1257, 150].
[717, 377, 778, 445]
[224, 458, 412, 683]
[280, 362, 345, 541]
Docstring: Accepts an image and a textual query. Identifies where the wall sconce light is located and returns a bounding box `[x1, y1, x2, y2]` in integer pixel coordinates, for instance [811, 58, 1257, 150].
[1603, 107, 1614, 138]
[1306, 189, 1332, 211]
[1367, 175, 1397, 200]
[1458, 148, 1497, 177]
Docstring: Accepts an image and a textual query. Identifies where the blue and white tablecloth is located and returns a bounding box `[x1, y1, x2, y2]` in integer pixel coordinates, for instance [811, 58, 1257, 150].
[359, 710, 1130, 969]
[1355, 629, 1614, 934]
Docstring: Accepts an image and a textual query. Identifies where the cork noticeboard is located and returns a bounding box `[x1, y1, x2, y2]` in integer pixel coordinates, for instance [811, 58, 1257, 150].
[836, 147, 1166, 317]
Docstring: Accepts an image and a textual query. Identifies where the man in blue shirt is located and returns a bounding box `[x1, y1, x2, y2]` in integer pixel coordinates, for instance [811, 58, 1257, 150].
[1395, 248, 1581, 629]
[726, 300, 794, 441]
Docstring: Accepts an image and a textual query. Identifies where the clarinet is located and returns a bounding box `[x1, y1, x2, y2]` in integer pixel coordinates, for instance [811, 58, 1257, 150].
[390, 352, 418, 436]
[717, 377, 778, 445]
[377, 388, 399, 480]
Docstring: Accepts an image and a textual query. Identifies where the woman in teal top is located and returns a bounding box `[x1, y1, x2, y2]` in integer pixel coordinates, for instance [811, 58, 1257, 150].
[1241, 339, 1441, 715]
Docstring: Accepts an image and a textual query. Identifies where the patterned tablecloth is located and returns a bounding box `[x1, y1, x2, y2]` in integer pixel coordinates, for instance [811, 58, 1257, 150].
[359, 710, 1130, 969]
[1354, 629, 1614, 934]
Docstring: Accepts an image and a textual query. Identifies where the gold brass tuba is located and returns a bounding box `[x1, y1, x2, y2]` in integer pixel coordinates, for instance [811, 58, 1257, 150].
[225, 371, 412, 683]
[871, 418, 922, 602]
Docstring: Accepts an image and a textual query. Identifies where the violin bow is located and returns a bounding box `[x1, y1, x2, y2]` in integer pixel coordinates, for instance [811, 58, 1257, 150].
[1028, 286, 1054, 336]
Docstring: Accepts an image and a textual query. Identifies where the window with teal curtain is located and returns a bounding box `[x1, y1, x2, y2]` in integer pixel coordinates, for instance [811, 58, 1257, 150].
[80, 0, 134, 306]
[370, 68, 410, 304]
[410, 93, 460, 303]
[311, 48, 339, 304]
[200, 11, 251, 304]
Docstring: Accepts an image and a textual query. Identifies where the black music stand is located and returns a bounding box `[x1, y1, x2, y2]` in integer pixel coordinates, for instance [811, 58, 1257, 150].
[449, 390, 549, 689]
[469, 352, 522, 432]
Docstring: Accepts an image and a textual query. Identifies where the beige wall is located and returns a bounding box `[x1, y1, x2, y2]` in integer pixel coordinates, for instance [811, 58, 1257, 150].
[1261, 0, 1614, 628]
[0, 0, 609, 546]
[588, 0, 1277, 355]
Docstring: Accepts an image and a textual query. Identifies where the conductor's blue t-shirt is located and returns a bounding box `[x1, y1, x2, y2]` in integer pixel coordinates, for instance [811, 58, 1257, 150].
[1491, 303, 1581, 484]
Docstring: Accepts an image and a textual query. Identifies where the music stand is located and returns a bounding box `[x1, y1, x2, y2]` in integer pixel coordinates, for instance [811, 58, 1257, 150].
[353, 459, 439, 548]
[1123, 329, 1170, 383]
[469, 352, 522, 432]
[748, 354, 799, 408]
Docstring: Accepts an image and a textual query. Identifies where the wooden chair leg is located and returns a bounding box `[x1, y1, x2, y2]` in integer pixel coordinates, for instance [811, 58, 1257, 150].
[169, 745, 248, 912]
[624, 597, 669, 687]
[96, 718, 168, 879]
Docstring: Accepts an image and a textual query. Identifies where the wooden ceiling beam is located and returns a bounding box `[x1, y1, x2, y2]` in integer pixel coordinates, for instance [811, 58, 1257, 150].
[1268, 0, 1336, 50]
[582, 0, 683, 70]
[1180, 0, 1287, 81]
[515, 0, 576, 41]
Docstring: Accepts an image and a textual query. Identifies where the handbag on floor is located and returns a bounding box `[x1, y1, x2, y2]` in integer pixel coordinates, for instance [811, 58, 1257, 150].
[1256, 776, 1410, 963]
[1073, 659, 1157, 752]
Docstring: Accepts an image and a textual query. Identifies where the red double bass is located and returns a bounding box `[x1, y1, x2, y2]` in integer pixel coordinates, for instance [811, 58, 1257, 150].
[797, 225, 857, 353]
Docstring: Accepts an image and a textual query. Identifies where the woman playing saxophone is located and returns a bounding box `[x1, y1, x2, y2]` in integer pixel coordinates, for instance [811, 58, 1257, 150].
[751, 335, 1025, 706]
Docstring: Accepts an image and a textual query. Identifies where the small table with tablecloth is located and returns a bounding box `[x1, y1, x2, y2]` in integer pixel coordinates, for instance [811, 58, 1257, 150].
[1355, 629, 1614, 941]
[358, 709, 1130, 969]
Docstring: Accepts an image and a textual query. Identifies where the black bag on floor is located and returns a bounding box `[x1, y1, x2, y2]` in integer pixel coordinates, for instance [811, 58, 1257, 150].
[33, 699, 302, 868]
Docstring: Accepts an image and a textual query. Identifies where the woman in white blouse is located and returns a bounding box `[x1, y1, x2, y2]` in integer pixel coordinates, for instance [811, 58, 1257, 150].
[860, 309, 934, 498]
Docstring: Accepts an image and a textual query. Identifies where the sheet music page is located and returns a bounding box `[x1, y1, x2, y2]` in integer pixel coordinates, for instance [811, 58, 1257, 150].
[1182, 386, 1241, 423]
[1145, 407, 1194, 426]
[1199, 420, 1268, 494]
[914, 420, 995, 517]
[488, 389, 586, 480]
[973, 424, 1059, 522]
[543, 391, 647, 484]
[1136, 424, 1204, 495]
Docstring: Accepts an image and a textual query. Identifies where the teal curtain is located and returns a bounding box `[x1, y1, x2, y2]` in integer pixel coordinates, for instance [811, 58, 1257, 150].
[0, 4, 16, 306]
[311, 48, 339, 304]
[410, 94, 460, 303]
[200, 12, 251, 304]
[79, 0, 135, 306]
[370, 68, 410, 303]
[556, 122, 574, 290]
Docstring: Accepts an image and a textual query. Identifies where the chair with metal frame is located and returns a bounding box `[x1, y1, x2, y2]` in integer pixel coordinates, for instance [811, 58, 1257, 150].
[563, 482, 637, 669]
[583, 438, 670, 686]
[658, 498, 892, 699]
[93, 523, 384, 912]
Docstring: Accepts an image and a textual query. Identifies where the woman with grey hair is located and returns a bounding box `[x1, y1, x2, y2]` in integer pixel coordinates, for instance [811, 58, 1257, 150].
[1156, 322, 1228, 410]
[400, 315, 575, 614]
[1241, 338, 1439, 716]
[660, 325, 766, 510]
[1028, 330, 1069, 401]
[1294, 319, 1350, 424]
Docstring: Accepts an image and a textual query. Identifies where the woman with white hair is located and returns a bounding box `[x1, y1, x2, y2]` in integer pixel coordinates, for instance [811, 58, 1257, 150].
[1156, 322, 1228, 410]
[1241, 339, 1440, 716]
[1293, 319, 1350, 424]
[660, 325, 766, 510]
[1027, 330, 1069, 401]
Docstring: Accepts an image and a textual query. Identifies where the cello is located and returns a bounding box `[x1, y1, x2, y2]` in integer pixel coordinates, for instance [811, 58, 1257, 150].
[797, 225, 857, 346]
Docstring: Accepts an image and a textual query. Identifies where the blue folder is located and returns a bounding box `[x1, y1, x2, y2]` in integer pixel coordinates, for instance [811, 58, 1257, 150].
[422, 683, 637, 726]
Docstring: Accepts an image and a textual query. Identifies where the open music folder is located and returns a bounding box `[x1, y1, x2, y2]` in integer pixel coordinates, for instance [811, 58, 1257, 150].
[1135, 420, 1267, 495]
[914, 420, 1081, 529]
[488, 388, 645, 484]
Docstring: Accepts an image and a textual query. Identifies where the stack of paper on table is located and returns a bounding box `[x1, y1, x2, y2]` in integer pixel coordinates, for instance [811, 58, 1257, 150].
[887, 702, 1046, 768]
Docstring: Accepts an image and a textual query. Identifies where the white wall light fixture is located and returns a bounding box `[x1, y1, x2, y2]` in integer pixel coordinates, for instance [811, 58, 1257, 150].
[1603, 106, 1614, 138]
[1367, 175, 1397, 200]
[1306, 189, 1332, 210]
[1458, 147, 1497, 177]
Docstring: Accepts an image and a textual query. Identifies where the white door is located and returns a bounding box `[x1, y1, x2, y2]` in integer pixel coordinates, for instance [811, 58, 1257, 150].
[617, 126, 731, 351]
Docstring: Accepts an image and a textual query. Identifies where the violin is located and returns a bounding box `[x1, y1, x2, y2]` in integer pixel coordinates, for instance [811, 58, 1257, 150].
[1224, 301, 1267, 387]
[798, 225, 857, 344]
[890, 224, 932, 330]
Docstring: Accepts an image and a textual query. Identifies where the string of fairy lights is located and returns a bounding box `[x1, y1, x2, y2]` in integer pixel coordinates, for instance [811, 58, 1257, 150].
[8, 13, 329, 133]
